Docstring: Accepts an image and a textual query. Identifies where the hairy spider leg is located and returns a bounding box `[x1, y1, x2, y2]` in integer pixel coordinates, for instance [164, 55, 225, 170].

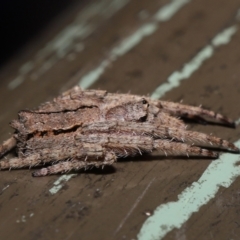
[81, 122, 239, 152]
[32, 152, 116, 177]
[0, 136, 17, 157]
[154, 100, 235, 127]
[0, 142, 114, 170]
[76, 133, 218, 159]
[153, 140, 218, 158]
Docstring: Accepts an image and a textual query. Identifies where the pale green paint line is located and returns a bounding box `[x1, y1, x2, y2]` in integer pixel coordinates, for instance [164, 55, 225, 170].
[236, 118, 240, 126]
[111, 23, 158, 57]
[154, 0, 191, 22]
[139, 22, 239, 240]
[19, 61, 34, 75]
[151, 46, 213, 99]
[1, 185, 9, 192]
[8, 76, 24, 90]
[212, 26, 238, 46]
[9, 0, 129, 90]
[79, 0, 192, 89]
[151, 25, 238, 99]
[138, 129, 240, 240]
[79, 59, 112, 90]
[80, 23, 157, 89]
[49, 174, 77, 195]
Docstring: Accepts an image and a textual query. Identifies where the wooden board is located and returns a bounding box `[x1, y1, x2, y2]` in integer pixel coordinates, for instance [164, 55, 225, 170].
[0, 0, 240, 239]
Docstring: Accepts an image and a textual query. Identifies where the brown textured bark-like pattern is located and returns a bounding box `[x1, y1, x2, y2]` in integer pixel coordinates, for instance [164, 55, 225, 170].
[0, 86, 239, 176]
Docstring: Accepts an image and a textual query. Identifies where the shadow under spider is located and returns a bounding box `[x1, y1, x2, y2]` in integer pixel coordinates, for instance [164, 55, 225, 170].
[0, 149, 233, 176]
[117, 154, 217, 163]
[181, 117, 236, 128]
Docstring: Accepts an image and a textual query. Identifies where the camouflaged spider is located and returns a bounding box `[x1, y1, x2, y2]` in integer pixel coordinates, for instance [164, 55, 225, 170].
[0, 86, 238, 176]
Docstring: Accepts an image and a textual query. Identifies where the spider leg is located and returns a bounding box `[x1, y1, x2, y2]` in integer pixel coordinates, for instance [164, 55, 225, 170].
[152, 100, 235, 127]
[77, 132, 218, 158]
[0, 154, 41, 169]
[82, 122, 239, 152]
[157, 126, 239, 152]
[153, 139, 217, 158]
[0, 136, 17, 157]
[0, 143, 108, 170]
[0, 133, 115, 171]
[109, 134, 217, 157]
[32, 152, 116, 177]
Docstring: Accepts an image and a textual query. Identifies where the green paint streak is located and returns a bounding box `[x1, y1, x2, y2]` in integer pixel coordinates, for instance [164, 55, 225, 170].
[151, 25, 237, 99]
[79, 0, 192, 89]
[138, 139, 240, 240]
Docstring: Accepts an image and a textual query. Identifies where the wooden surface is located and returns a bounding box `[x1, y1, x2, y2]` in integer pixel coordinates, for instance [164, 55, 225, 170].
[1, 0, 240, 239]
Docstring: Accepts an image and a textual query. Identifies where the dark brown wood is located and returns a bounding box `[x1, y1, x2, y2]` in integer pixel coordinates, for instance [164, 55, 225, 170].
[0, 0, 240, 239]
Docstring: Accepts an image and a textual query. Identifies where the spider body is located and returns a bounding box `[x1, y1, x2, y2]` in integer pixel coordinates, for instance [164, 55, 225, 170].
[0, 86, 238, 176]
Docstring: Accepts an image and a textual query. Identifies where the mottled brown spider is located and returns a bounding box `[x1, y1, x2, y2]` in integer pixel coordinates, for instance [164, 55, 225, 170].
[0, 86, 238, 176]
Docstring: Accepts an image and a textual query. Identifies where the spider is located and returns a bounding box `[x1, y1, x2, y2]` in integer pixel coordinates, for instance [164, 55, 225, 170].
[0, 86, 238, 176]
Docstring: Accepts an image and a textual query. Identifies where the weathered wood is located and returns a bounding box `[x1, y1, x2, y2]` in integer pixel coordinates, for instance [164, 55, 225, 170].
[0, 0, 240, 239]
